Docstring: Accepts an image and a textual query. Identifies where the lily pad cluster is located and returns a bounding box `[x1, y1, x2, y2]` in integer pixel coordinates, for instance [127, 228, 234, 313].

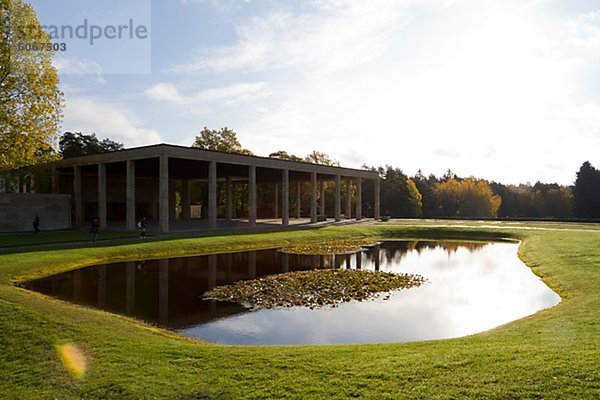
[203, 269, 426, 309]
[281, 239, 377, 255]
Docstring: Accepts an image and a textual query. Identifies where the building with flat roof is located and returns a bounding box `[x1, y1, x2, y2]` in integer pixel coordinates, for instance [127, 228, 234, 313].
[47, 144, 380, 232]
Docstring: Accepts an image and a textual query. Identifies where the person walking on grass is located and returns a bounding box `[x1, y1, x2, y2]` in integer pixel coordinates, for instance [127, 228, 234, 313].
[138, 217, 147, 239]
[32, 214, 40, 234]
[90, 218, 100, 243]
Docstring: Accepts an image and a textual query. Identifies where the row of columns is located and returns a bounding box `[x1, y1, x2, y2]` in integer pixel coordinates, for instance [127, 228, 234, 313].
[73, 157, 379, 232]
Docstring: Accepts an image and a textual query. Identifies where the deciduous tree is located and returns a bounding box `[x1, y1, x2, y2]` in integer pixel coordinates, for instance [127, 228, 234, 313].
[0, 0, 63, 171]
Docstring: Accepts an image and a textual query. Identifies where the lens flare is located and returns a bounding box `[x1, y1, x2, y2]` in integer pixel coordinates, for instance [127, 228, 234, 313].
[56, 342, 87, 379]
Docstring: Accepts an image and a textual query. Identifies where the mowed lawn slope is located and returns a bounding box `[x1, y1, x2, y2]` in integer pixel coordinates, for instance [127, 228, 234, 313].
[0, 223, 598, 399]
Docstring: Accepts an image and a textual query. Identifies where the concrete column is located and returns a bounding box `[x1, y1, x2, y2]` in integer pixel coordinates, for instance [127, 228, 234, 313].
[51, 167, 58, 194]
[74, 166, 82, 226]
[126, 262, 135, 315]
[345, 177, 352, 219]
[310, 172, 317, 223]
[356, 177, 362, 221]
[181, 180, 191, 220]
[374, 178, 381, 220]
[274, 183, 279, 218]
[320, 181, 326, 216]
[248, 166, 257, 227]
[296, 182, 301, 219]
[282, 170, 289, 226]
[334, 174, 341, 222]
[159, 155, 169, 232]
[126, 160, 136, 230]
[208, 161, 217, 229]
[158, 258, 169, 323]
[225, 176, 233, 221]
[98, 163, 107, 227]
[169, 180, 177, 222]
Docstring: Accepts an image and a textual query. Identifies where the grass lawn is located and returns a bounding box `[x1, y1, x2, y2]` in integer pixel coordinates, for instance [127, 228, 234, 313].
[0, 222, 598, 399]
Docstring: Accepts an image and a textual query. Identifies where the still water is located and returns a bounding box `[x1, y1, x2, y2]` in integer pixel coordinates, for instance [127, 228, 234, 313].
[22, 241, 560, 345]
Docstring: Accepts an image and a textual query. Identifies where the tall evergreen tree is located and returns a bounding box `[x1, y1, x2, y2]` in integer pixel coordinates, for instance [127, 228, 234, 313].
[573, 161, 600, 218]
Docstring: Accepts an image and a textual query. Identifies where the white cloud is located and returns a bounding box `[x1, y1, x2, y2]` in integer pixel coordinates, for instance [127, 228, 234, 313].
[146, 82, 186, 105]
[566, 11, 600, 59]
[63, 97, 162, 147]
[53, 56, 105, 83]
[145, 81, 271, 111]
[236, 2, 600, 185]
[172, 0, 451, 76]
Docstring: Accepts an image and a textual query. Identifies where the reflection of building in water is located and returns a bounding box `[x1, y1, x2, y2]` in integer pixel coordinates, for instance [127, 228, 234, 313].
[21, 241, 488, 331]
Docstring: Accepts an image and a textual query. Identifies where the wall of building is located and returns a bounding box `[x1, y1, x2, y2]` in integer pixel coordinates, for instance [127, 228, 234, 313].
[0, 194, 71, 232]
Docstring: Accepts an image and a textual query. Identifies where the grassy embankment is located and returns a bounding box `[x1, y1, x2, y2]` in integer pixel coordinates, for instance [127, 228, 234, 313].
[0, 221, 598, 399]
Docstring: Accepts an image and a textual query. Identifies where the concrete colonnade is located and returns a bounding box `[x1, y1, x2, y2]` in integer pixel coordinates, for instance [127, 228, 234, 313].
[67, 146, 379, 232]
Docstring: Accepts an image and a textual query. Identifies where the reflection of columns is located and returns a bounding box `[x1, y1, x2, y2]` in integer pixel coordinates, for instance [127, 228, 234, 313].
[73, 269, 81, 300]
[282, 169, 289, 226]
[226, 253, 233, 281]
[248, 166, 256, 227]
[374, 178, 381, 220]
[159, 156, 169, 232]
[98, 163, 107, 227]
[345, 177, 351, 219]
[345, 254, 352, 269]
[248, 251, 256, 279]
[282, 252, 289, 273]
[159, 259, 169, 323]
[74, 166, 82, 226]
[181, 179, 191, 220]
[319, 181, 326, 216]
[356, 252, 362, 269]
[356, 177, 362, 221]
[98, 265, 106, 307]
[373, 245, 380, 271]
[126, 160, 136, 230]
[225, 176, 232, 221]
[208, 161, 217, 229]
[296, 182, 301, 219]
[208, 255, 217, 289]
[310, 172, 317, 223]
[334, 174, 341, 222]
[310, 255, 318, 269]
[334, 255, 342, 269]
[126, 262, 135, 315]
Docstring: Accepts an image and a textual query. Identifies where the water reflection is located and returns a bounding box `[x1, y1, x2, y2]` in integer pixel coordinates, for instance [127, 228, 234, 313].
[22, 241, 560, 345]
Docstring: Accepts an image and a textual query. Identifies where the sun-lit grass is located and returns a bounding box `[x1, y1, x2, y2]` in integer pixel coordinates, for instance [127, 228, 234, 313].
[0, 222, 599, 399]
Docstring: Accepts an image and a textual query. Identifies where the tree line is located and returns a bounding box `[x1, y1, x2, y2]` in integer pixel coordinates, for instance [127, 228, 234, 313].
[365, 164, 599, 220]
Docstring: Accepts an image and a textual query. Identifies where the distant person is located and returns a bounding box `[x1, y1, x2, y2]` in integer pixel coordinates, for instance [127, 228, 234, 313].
[90, 218, 100, 243]
[33, 214, 40, 234]
[138, 217, 147, 239]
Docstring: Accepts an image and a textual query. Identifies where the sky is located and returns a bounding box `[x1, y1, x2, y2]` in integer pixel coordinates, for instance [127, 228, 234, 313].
[26, 0, 600, 185]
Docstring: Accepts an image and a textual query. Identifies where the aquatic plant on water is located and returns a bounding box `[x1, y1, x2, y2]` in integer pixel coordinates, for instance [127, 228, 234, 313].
[280, 239, 378, 255]
[203, 269, 426, 309]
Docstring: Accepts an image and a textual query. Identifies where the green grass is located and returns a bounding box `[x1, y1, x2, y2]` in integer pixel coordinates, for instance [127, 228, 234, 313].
[0, 222, 599, 399]
[0, 229, 143, 248]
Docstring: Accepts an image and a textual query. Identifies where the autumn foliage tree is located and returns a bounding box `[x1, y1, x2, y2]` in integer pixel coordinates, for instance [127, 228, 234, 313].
[436, 178, 501, 218]
[192, 127, 253, 155]
[0, 0, 63, 171]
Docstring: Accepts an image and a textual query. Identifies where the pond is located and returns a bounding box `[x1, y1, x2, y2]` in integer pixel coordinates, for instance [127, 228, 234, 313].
[22, 240, 560, 345]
